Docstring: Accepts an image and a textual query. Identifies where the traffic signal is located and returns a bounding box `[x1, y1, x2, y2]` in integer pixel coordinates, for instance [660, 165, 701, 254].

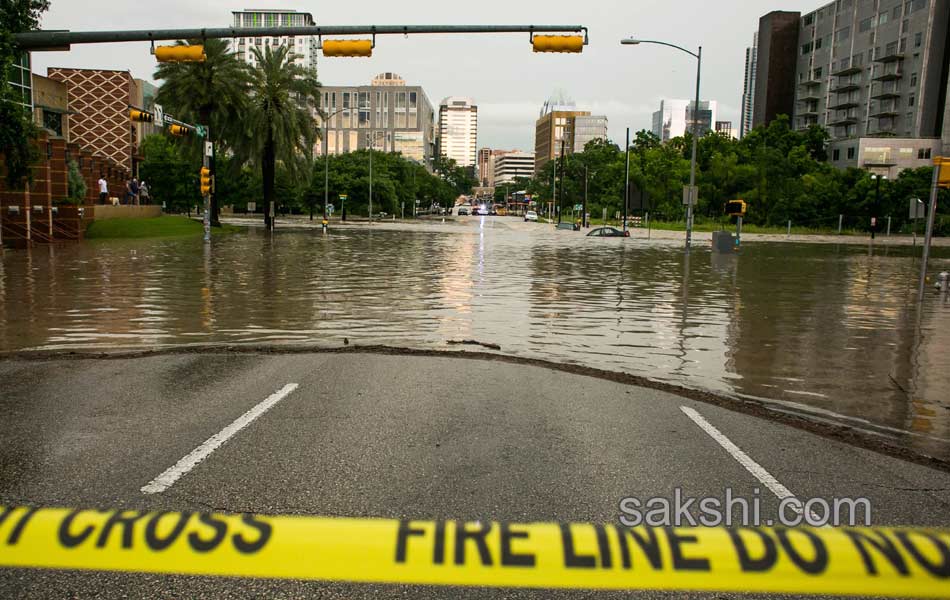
[322, 39, 373, 57]
[155, 45, 206, 63]
[200, 167, 212, 195]
[532, 35, 584, 53]
[129, 109, 154, 123]
[725, 200, 747, 216]
[937, 157, 950, 189]
[168, 124, 191, 137]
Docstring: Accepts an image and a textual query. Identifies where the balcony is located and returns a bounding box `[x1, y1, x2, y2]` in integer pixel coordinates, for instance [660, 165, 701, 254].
[798, 108, 820, 117]
[830, 83, 861, 93]
[872, 71, 902, 82]
[869, 110, 899, 119]
[831, 65, 863, 77]
[827, 101, 859, 110]
[871, 91, 900, 100]
[799, 78, 823, 87]
[873, 53, 904, 63]
[828, 116, 859, 126]
[799, 93, 822, 102]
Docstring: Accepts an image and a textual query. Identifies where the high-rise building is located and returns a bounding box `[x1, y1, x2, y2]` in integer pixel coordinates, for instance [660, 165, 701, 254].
[753, 0, 950, 175]
[651, 99, 718, 142]
[533, 93, 607, 174]
[752, 11, 801, 129]
[231, 9, 318, 73]
[438, 97, 478, 167]
[493, 150, 535, 184]
[477, 147, 493, 186]
[318, 73, 436, 167]
[740, 32, 758, 138]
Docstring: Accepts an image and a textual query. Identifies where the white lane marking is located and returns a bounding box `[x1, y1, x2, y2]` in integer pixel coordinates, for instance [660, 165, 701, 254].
[680, 405, 821, 524]
[141, 383, 299, 494]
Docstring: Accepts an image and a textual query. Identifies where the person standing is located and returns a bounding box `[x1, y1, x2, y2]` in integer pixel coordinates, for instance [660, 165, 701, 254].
[131, 178, 140, 205]
[139, 181, 150, 205]
[124, 179, 133, 205]
[98, 174, 108, 205]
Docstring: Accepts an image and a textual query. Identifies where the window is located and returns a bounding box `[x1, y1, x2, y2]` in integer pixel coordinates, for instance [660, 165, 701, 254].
[909, 94, 915, 106]
[911, 72, 918, 86]
[803, 13, 815, 26]
[899, 37, 907, 52]
[885, 41, 898, 55]
[914, 32, 922, 47]
[833, 148, 841, 160]
[911, 0, 926, 12]
[816, 37, 823, 50]
[893, 5, 902, 18]
[918, 148, 931, 159]
[802, 42, 813, 55]
[814, 67, 823, 78]
[878, 12, 888, 26]
[847, 147, 856, 159]
[859, 17, 873, 33]
[835, 27, 851, 42]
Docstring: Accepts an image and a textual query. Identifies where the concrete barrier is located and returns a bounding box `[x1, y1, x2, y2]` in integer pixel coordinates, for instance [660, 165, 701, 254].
[91, 205, 162, 221]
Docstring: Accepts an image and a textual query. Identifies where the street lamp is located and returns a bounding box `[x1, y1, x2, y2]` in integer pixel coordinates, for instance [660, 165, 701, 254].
[870, 174, 887, 240]
[322, 108, 346, 221]
[622, 37, 702, 250]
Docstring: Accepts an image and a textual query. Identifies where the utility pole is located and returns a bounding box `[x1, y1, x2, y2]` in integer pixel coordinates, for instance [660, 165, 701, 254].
[557, 138, 566, 225]
[368, 131, 373, 223]
[623, 128, 630, 233]
[583, 164, 589, 228]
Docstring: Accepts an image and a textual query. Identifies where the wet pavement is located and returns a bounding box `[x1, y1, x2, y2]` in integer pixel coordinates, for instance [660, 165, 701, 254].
[2, 217, 949, 460]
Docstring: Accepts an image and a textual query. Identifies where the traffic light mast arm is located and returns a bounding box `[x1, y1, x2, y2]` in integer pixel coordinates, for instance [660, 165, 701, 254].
[14, 25, 587, 51]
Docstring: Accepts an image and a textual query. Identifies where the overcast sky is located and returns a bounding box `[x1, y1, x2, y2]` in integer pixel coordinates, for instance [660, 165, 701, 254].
[32, 0, 814, 150]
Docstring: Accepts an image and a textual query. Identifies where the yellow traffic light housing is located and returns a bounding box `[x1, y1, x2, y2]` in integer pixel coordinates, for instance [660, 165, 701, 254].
[725, 200, 747, 217]
[322, 39, 373, 57]
[168, 124, 191, 137]
[129, 109, 154, 123]
[532, 35, 584, 53]
[936, 157, 950, 189]
[200, 167, 212, 195]
[155, 44, 206, 63]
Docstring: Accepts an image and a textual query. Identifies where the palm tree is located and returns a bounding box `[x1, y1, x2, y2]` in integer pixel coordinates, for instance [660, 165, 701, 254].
[154, 38, 250, 226]
[242, 44, 321, 228]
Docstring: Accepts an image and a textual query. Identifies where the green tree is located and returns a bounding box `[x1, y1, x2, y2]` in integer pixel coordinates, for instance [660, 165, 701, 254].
[241, 44, 321, 228]
[138, 134, 200, 214]
[0, 1, 49, 188]
[154, 38, 252, 226]
[66, 159, 86, 204]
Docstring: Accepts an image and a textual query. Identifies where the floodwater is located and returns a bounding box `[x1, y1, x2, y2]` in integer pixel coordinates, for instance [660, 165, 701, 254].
[2, 219, 949, 460]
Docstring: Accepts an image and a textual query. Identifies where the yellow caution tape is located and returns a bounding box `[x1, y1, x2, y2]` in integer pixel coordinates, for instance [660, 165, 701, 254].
[1, 506, 948, 597]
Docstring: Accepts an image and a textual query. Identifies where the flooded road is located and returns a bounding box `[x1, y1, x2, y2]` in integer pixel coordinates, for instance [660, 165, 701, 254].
[2, 218, 949, 460]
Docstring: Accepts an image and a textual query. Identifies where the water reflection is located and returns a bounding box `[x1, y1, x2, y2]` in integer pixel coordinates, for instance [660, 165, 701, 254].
[2, 225, 949, 459]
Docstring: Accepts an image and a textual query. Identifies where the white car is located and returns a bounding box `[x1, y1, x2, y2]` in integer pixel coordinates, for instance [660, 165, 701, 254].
[524, 210, 538, 222]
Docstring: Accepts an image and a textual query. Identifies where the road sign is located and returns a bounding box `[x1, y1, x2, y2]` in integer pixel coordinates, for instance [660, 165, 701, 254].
[339, 194, 347, 200]
[573, 204, 583, 211]
[247, 202, 256, 212]
[204, 141, 213, 157]
[154, 104, 164, 126]
[910, 197, 925, 220]
[682, 185, 698, 206]
[196, 125, 208, 138]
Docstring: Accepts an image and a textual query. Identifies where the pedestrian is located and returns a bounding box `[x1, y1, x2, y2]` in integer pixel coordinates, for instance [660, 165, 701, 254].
[97, 174, 108, 205]
[131, 178, 140, 205]
[124, 179, 133, 205]
[139, 181, 150, 205]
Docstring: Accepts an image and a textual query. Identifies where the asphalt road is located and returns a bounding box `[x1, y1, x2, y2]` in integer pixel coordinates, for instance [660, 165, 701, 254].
[1, 352, 948, 598]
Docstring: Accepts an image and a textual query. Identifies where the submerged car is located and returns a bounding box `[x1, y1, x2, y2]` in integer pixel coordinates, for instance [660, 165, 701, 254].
[587, 226, 629, 237]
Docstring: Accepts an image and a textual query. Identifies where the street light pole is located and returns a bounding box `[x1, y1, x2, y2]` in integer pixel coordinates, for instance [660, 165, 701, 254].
[622, 37, 702, 251]
[323, 108, 345, 222]
[368, 131, 374, 223]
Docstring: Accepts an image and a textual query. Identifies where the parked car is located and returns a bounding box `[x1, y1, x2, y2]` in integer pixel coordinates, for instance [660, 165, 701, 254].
[524, 210, 538, 222]
[587, 226, 629, 237]
[457, 206, 470, 216]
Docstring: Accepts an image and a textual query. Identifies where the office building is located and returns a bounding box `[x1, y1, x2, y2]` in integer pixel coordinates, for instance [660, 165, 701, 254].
[47, 68, 156, 173]
[651, 99, 718, 142]
[754, 0, 950, 175]
[716, 121, 736, 138]
[740, 32, 758, 138]
[493, 150, 535, 184]
[477, 148, 494, 186]
[31, 74, 69, 141]
[438, 97, 478, 167]
[318, 73, 436, 167]
[753, 11, 801, 129]
[534, 93, 607, 174]
[231, 9, 318, 72]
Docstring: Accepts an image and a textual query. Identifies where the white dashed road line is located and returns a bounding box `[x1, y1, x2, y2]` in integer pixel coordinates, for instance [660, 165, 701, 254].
[141, 383, 299, 494]
[680, 405, 821, 523]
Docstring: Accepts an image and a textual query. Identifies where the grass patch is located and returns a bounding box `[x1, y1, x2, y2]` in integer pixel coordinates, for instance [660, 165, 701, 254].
[85, 215, 243, 239]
